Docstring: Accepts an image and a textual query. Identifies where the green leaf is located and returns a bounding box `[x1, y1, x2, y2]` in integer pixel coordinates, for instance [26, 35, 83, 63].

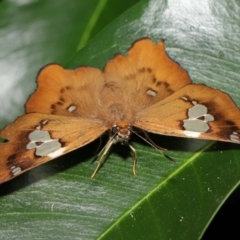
[0, 0, 240, 240]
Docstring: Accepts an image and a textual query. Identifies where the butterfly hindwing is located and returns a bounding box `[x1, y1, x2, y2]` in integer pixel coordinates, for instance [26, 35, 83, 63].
[134, 84, 240, 144]
[103, 39, 192, 112]
[0, 113, 107, 183]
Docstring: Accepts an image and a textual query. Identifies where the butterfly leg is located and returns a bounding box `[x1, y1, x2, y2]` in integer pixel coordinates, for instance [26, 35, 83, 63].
[131, 129, 167, 152]
[91, 137, 114, 178]
[142, 131, 167, 151]
[95, 136, 103, 154]
[141, 131, 175, 162]
[128, 143, 137, 177]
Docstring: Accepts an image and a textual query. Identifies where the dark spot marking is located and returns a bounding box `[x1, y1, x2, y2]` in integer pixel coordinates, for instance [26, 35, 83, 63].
[66, 86, 72, 90]
[161, 81, 174, 94]
[138, 67, 146, 73]
[104, 82, 114, 88]
[125, 74, 136, 80]
[147, 67, 152, 73]
[178, 121, 186, 130]
[60, 88, 65, 93]
[163, 82, 169, 88]
[35, 142, 43, 146]
[56, 101, 64, 106]
[224, 120, 238, 132]
[216, 130, 235, 140]
[152, 76, 157, 83]
[211, 112, 223, 121]
[17, 131, 35, 144]
[156, 81, 162, 87]
[59, 97, 65, 102]
[51, 104, 56, 110]
[7, 154, 17, 164]
[59, 139, 67, 147]
[225, 120, 236, 126]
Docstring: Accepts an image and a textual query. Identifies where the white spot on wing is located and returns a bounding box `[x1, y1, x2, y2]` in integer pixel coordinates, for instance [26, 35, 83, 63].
[230, 132, 240, 143]
[42, 119, 49, 125]
[67, 105, 77, 112]
[204, 114, 214, 121]
[36, 139, 62, 156]
[48, 147, 65, 158]
[183, 131, 201, 138]
[147, 89, 157, 97]
[183, 103, 214, 134]
[28, 130, 51, 142]
[183, 119, 210, 132]
[11, 166, 22, 176]
[26, 130, 62, 157]
[188, 104, 207, 118]
[181, 96, 188, 101]
[27, 142, 37, 149]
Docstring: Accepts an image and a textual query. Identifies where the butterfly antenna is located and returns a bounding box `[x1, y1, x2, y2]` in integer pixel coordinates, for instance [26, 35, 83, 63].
[131, 129, 175, 162]
[91, 132, 117, 178]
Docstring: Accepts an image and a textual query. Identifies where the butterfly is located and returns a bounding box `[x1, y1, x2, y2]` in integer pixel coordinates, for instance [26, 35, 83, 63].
[0, 38, 240, 184]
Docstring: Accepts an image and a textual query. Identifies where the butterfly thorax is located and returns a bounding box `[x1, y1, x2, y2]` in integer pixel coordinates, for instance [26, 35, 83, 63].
[112, 121, 132, 145]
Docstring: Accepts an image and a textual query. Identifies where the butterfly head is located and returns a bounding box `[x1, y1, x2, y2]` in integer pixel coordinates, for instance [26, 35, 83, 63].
[112, 121, 132, 145]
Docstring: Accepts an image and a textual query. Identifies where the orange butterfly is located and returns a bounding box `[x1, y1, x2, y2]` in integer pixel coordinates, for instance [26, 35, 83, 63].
[0, 38, 240, 183]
